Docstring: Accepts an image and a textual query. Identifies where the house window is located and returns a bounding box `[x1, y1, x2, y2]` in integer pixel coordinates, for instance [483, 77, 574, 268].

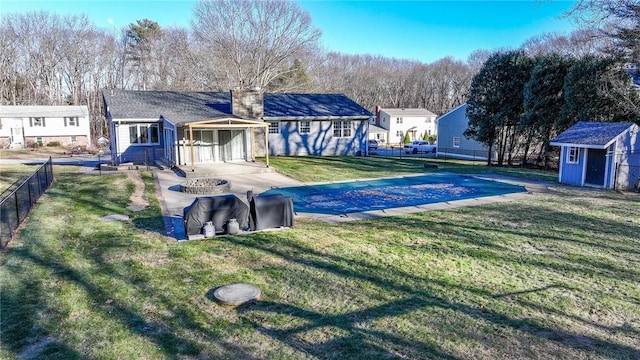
[396, 130, 403, 137]
[453, 137, 460, 148]
[396, 117, 403, 124]
[299, 121, 310, 134]
[71, 136, 77, 143]
[65, 117, 78, 126]
[129, 124, 159, 144]
[30, 117, 45, 127]
[268, 121, 280, 134]
[567, 147, 579, 164]
[36, 137, 43, 144]
[333, 121, 352, 137]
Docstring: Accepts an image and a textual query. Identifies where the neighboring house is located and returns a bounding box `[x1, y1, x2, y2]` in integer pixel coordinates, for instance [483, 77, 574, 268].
[0, 105, 91, 149]
[436, 103, 492, 160]
[368, 124, 388, 144]
[550, 121, 640, 190]
[102, 89, 373, 167]
[371, 107, 437, 145]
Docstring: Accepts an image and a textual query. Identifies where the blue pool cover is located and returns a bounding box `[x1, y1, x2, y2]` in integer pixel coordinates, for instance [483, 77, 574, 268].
[259, 173, 527, 215]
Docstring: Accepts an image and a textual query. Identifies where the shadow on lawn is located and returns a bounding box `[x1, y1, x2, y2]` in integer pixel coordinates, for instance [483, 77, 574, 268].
[223, 224, 640, 359]
[2, 235, 260, 360]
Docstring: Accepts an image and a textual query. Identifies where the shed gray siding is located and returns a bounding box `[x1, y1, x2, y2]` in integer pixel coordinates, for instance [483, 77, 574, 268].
[436, 103, 490, 160]
[613, 126, 640, 189]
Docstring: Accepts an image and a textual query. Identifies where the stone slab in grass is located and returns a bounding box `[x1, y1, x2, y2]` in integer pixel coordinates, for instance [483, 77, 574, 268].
[213, 284, 261, 306]
[100, 214, 130, 221]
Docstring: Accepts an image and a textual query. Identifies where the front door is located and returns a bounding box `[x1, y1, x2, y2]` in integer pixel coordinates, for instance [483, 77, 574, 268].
[10, 122, 24, 145]
[219, 130, 246, 162]
[585, 149, 606, 186]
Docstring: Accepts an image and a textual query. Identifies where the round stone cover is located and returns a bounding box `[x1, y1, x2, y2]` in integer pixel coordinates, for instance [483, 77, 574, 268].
[213, 284, 261, 305]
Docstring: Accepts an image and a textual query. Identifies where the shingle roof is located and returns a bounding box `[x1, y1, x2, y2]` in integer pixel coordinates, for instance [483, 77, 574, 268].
[0, 105, 88, 118]
[550, 121, 636, 148]
[380, 108, 436, 117]
[102, 90, 372, 123]
[102, 90, 234, 122]
[263, 93, 372, 119]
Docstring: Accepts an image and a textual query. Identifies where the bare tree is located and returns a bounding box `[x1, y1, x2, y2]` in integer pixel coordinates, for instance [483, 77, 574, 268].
[191, 0, 321, 90]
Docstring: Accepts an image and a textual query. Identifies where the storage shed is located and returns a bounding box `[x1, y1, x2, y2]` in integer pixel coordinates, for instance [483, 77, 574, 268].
[550, 122, 640, 190]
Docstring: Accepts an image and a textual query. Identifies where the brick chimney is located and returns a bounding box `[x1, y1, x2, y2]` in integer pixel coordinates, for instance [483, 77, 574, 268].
[230, 87, 264, 119]
[375, 105, 381, 126]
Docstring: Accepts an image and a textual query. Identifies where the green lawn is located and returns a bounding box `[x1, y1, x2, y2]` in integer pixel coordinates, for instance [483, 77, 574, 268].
[0, 163, 43, 193]
[265, 156, 557, 183]
[1, 158, 638, 359]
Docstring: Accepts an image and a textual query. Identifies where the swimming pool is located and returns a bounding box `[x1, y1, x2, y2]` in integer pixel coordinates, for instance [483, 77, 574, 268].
[259, 173, 527, 215]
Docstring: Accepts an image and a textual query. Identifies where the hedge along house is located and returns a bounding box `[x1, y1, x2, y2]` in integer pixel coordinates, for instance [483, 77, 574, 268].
[550, 122, 640, 190]
[102, 89, 372, 170]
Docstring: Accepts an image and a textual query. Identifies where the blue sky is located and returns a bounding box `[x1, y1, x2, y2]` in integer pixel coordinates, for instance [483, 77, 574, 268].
[1, 0, 579, 63]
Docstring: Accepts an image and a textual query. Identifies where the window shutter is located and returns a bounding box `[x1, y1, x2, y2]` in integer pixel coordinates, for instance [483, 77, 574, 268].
[42, 118, 46, 127]
[29, 118, 33, 127]
[77, 118, 79, 127]
[64, 118, 67, 127]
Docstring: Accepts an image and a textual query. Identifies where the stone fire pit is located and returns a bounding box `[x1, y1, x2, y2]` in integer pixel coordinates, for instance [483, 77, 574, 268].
[179, 178, 231, 194]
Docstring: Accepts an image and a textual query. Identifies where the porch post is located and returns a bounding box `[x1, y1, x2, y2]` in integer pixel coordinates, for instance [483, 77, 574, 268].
[189, 124, 195, 172]
[265, 125, 269, 167]
[251, 127, 256, 161]
[181, 130, 187, 166]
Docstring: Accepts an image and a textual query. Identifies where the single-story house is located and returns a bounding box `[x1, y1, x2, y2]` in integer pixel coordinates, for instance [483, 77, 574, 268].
[550, 121, 640, 190]
[0, 105, 91, 149]
[102, 89, 373, 168]
[371, 107, 437, 145]
[436, 103, 493, 160]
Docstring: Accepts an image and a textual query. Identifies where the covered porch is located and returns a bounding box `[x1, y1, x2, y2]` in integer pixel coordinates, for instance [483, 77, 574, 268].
[174, 118, 270, 173]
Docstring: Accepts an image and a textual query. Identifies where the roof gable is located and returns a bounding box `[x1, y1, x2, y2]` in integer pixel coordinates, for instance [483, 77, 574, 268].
[437, 103, 468, 122]
[550, 121, 636, 148]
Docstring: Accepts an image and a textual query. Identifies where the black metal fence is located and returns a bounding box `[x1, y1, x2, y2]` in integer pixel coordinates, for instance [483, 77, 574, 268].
[0, 158, 54, 249]
[369, 146, 490, 163]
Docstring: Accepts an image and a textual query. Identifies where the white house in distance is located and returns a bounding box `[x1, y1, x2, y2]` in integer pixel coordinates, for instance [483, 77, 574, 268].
[370, 107, 437, 145]
[436, 103, 493, 160]
[0, 105, 91, 149]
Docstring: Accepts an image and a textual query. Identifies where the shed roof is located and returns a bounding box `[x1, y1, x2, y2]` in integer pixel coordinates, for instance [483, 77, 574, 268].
[549, 121, 636, 149]
[0, 105, 89, 118]
[102, 90, 372, 123]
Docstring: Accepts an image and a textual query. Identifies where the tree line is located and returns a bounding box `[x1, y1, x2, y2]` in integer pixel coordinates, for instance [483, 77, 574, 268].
[0, 0, 637, 149]
[465, 0, 640, 167]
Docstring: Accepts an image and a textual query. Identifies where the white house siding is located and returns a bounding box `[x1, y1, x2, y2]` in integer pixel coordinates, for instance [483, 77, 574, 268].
[436, 103, 490, 160]
[378, 109, 437, 145]
[268, 120, 368, 156]
[0, 106, 91, 148]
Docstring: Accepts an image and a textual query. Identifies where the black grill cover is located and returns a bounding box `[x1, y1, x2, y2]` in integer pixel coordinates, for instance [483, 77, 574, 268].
[248, 191, 294, 231]
[183, 195, 249, 236]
